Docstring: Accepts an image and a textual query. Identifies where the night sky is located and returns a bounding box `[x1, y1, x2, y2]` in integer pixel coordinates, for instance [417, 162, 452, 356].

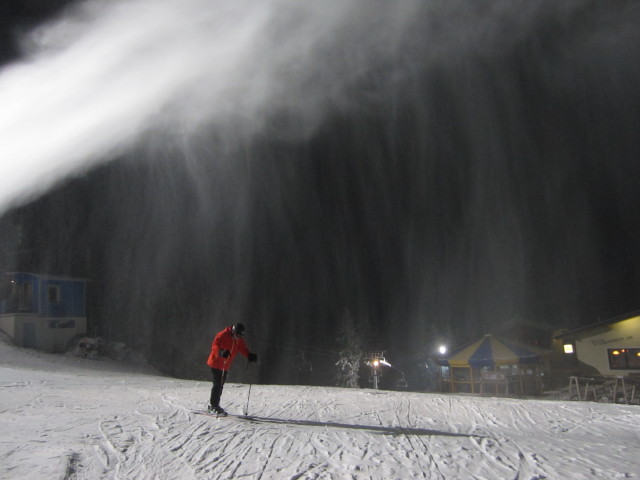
[1, 0, 639, 388]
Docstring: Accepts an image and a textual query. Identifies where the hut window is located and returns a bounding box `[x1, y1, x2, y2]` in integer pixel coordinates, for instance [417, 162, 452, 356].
[48, 285, 61, 303]
[18, 282, 33, 311]
[607, 348, 640, 370]
[49, 320, 76, 328]
[0, 279, 11, 301]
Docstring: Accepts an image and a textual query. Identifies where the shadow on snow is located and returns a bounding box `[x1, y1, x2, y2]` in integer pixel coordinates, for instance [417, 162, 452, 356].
[234, 415, 487, 439]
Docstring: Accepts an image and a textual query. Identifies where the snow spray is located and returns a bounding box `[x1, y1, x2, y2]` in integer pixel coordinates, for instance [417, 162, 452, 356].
[0, 0, 423, 213]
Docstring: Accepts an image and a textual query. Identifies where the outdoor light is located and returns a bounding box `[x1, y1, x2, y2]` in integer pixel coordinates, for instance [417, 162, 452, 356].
[563, 344, 574, 354]
[612, 350, 620, 355]
[366, 353, 386, 390]
[365, 353, 407, 390]
[438, 345, 447, 355]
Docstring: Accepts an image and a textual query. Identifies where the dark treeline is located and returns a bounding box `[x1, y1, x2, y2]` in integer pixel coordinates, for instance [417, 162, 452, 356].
[1, 0, 640, 387]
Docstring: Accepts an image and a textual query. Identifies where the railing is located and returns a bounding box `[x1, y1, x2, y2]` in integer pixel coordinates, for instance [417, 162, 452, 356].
[568, 375, 639, 404]
[439, 371, 542, 396]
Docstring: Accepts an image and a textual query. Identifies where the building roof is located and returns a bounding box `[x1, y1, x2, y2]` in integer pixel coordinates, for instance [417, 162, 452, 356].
[554, 309, 640, 339]
[2, 272, 89, 282]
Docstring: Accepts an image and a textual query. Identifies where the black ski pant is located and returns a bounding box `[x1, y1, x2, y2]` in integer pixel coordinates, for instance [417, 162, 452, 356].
[210, 368, 228, 408]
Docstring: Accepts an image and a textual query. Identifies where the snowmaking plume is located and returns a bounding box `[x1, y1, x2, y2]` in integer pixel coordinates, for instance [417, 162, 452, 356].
[0, 0, 426, 214]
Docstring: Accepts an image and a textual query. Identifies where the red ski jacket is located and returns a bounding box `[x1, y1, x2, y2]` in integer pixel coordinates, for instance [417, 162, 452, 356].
[206, 326, 250, 371]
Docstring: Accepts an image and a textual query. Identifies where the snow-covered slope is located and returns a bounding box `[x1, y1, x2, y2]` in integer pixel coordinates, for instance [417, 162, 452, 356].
[1, 339, 638, 479]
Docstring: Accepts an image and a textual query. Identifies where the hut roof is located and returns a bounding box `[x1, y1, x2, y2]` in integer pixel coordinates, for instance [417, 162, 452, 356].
[444, 334, 543, 368]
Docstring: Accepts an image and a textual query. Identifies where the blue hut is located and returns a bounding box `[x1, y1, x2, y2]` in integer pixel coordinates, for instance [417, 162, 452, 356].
[0, 272, 88, 353]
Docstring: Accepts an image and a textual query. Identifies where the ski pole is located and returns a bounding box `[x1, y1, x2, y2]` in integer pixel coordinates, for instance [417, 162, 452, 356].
[243, 383, 252, 416]
[243, 359, 252, 416]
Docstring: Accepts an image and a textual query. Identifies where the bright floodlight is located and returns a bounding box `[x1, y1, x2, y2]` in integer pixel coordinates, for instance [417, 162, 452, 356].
[563, 344, 574, 354]
[438, 345, 447, 355]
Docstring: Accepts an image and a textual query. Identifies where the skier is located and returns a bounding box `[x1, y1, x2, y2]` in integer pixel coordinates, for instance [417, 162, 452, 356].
[206, 322, 258, 415]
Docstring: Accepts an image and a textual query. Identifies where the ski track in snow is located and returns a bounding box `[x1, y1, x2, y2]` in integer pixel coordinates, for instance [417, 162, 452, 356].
[1, 344, 640, 479]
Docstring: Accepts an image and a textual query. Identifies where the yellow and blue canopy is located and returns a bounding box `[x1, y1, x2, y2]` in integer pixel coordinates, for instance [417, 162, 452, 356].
[444, 334, 540, 368]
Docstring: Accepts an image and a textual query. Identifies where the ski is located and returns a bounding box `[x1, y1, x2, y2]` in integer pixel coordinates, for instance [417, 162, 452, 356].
[192, 409, 256, 421]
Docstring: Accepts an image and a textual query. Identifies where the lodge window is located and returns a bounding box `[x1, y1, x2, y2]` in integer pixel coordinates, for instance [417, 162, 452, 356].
[607, 348, 640, 370]
[629, 348, 640, 369]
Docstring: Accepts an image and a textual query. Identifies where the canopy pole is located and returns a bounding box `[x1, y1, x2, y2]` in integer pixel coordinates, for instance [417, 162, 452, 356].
[449, 366, 454, 393]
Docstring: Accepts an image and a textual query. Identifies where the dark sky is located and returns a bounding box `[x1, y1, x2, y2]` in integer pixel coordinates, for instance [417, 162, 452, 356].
[0, 0, 72, 62]
[1, 0, 639, 386]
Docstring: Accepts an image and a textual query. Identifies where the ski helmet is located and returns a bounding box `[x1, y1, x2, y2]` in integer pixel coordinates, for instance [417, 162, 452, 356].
[232, 322, 245, 337]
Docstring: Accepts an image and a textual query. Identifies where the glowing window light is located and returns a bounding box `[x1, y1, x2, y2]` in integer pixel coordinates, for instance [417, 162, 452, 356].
[612, 350, 620, 355]
[563, 344, 574, 354]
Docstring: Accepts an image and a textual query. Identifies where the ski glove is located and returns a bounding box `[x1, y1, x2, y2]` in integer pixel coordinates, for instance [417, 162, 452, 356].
[248, 352, 258, 363]
[220, 349, 230, 358]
